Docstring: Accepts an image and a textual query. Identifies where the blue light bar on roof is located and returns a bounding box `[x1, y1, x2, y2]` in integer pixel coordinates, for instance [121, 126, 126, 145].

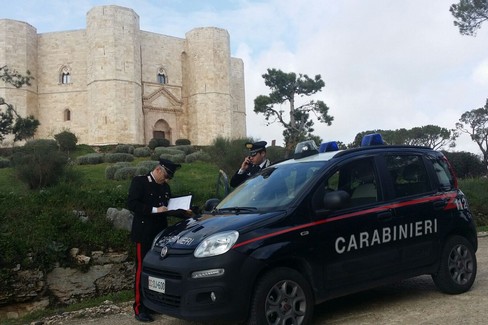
[319, 141, 339, 153]
[361, 133, 384, 146]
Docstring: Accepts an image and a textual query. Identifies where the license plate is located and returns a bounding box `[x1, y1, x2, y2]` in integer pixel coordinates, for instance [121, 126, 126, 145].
[148, 276, 166, 293]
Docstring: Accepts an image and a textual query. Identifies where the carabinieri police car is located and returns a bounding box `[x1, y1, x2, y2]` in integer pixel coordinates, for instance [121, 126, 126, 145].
[141, 134, 478, 325]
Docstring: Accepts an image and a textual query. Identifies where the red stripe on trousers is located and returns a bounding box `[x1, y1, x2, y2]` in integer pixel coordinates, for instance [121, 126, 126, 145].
[134, 242, 143, 315]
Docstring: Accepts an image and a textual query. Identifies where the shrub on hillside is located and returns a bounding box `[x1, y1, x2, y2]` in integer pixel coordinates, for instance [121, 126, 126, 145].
[114, 166, 138, 180]
[266, 145, 287, 163]
[136, 160, 159, 175]
[154, 147, 185, 156]
[175, 138, 191, 145]
[159, 153, 185, 163]
[151, 147, 186, 162]
[148, 138, 170, 149]
[11, 139, 68, 189]
[185, 150, 211, 163]
[442, 151, 486, 178]
[104, 153, 134, 163]
[173, 145, 195, 155]
[133, 146, 152, 157]
[105, 162, 132, 180]
[54, 130, 78, 152]
[205, 137, 255, 177]
[77, 153, 104, 165]
[115, 144, 135, 154]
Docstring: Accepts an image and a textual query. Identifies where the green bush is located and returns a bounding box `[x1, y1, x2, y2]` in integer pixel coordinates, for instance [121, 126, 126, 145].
[148, 138, 170, 149]
[113, 166, 138, 180]
[459, 178, 488, 227]
[104, 153, 134, 163]
[77, 153, 104, 165]
[173, 145, 195, 155]
[11, 139, 68, 189]
[115, 144, 135, 154]
[135, 160, 158, 176]
[0, 157, 10, 168]
[205, 136, 255, 177]
[105, 162, 132, 180]
[154, 147, 185, 156]
[266, 145, 287, 163]
[185, 150, 211, 163]
[443, 151, 486, 178]
[159, 153, 185, 163]
[133, 146, 152, 157]
[175, 138, 191, 145]
[54, 130, 78, 152]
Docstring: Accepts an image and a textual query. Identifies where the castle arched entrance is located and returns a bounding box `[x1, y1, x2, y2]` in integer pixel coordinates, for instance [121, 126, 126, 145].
[153, 119, 172, 143]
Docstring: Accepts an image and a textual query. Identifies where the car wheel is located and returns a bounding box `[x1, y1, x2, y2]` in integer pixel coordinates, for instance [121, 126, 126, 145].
[432, 235, 477, 294]
[247, 267, 314, 325]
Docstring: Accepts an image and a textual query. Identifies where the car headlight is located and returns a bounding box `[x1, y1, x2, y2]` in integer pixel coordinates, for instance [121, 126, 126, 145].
[194, 231, 239, 258]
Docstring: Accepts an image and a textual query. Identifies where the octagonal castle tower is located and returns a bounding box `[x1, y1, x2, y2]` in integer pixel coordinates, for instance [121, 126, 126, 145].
[0, 19, 38, 144]
[86, 6, 143, 144]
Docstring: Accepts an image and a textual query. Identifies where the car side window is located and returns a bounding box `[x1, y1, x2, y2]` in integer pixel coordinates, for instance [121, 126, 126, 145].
[432, 158, 455, 190]
[386, 155, 431, 198]
[346, 159, 378, 206]
[312, 158, 378, 210]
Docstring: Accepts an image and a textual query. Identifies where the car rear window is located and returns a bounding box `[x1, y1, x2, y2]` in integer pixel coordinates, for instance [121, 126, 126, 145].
[386, 155, 431, 198]
[432, 158, 455, 190]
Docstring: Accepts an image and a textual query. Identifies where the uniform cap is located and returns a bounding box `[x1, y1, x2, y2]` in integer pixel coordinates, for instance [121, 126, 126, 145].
[245, 141, 267, 156]
[159, 158, 181, 179]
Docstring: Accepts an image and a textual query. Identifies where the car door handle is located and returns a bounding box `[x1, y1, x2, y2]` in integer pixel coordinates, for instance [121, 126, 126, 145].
[377, 210, 393, 222]
[433, 199, 447, 210]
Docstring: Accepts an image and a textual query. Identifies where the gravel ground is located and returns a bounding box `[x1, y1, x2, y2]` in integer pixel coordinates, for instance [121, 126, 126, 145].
[35, 233, 488, 325]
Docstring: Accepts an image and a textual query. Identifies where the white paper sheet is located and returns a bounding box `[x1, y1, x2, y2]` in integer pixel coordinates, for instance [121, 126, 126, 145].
[167, 195, 192, 210]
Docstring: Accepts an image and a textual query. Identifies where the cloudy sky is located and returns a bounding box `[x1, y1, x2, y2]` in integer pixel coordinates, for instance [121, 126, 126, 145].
[3, 0, 487, 154]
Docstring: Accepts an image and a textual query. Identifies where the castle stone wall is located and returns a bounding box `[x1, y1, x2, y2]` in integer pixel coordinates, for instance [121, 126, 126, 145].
[0, 5, 246, 147]
[37, 30, 88, 140]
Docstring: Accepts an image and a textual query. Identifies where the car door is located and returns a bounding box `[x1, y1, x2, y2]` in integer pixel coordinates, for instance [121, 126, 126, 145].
[310, 156, 401, 292]
[382, 153, 442, 272]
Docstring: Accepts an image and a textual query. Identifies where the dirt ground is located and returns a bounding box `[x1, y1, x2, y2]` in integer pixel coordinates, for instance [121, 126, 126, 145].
[43, 234, 488, 325]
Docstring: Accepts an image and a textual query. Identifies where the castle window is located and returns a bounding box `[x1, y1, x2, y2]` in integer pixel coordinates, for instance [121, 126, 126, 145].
[157, 67, 167, 84]
[60, 66, 71, 84]
[62, 72, 70, 84]
[64, 109, 71, 121]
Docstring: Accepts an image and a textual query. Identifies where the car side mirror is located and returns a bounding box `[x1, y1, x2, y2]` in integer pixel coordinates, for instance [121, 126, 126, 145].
[323, 190, 350, 210]
[204, 198, 220, 212]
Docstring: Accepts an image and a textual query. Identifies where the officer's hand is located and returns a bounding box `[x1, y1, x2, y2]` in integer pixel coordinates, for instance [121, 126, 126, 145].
[240, 156, 252, 170]
[174, 209, 194, 219]
[157, 206, 168, 213]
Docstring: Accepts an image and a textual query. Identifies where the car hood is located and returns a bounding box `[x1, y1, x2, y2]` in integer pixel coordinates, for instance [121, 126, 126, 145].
[154, 210, 288, 250]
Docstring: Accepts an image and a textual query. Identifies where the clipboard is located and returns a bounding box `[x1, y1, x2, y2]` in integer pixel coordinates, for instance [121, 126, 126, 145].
[167, 194, 192, 210]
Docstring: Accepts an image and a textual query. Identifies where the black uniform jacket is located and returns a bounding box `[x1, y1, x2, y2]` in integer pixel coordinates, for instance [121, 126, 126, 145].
[230, 159, 271, 188]
[128, 173, 171, 244]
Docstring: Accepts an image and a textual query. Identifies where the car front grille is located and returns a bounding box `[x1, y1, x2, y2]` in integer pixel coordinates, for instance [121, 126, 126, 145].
[143, 266, 182, 280]
[144, 288, 181, 307]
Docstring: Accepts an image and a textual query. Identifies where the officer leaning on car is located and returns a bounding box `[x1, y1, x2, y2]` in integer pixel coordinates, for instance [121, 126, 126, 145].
[230, 141, 271, 188]
[127, 158, 192, 323]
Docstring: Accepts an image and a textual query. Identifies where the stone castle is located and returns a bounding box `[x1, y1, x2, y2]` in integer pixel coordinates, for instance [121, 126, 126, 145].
[0, 5, 246, 146]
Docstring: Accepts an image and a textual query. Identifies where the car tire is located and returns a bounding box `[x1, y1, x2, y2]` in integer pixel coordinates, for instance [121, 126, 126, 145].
[432, 235, 477, 294]
[247, 267, 314, 325]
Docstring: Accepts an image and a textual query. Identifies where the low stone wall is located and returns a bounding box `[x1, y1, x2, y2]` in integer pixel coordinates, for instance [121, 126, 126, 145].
[0, 208, 136, 321]
[0, 250, 134, 321]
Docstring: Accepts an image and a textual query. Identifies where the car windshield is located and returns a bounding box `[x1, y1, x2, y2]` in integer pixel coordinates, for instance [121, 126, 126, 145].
[217, 161, 325, 212]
